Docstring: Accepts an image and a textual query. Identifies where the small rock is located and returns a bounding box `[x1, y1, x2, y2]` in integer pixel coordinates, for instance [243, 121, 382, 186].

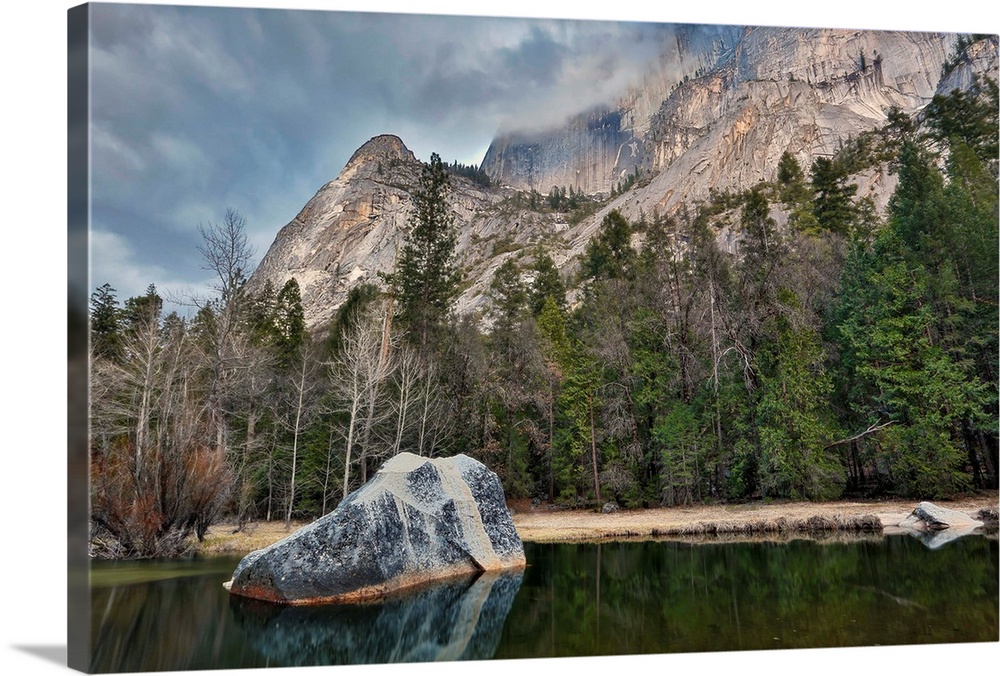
[601, 501, 620, 514]
[898, 501, 983, 531]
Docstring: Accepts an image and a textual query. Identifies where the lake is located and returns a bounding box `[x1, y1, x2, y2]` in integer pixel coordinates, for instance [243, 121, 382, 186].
[88, 534, 998, 672]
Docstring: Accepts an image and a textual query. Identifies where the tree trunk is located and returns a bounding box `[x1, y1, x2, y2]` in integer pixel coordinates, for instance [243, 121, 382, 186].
[590, 392, 601, 504]
[342, 398, 360, 501]
[548, 379, 555, 503]
[284, 371, 305, 531]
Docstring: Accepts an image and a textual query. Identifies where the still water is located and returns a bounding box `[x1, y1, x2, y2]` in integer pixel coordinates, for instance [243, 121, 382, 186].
[89, 535, 999, 672]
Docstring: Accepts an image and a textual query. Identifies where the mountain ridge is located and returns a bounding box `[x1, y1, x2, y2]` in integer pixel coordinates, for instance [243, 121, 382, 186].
[248, 28, 997, 331]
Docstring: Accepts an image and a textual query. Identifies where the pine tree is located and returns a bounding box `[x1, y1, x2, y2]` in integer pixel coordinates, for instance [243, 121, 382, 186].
[529, 252, 566, 316]
[776, 151, 820, 233]
[756, 296, 843, 500]
[387, 153, 459, 350]
[811, 156, 858, 235]
[583, 210, 636, 282]
[488, 258, 527, 333]
[123, 284, 163, 335]
[924, 76, 999, 165]
[90, 282, 123, 361]
[272, 278, 306, 366]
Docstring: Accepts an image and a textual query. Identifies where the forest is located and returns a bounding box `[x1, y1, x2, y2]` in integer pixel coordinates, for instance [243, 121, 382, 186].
[87, 79, 998, 558]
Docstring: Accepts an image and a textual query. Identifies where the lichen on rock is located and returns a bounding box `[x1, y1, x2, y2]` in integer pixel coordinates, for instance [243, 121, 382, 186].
[226, 452, 525, 605]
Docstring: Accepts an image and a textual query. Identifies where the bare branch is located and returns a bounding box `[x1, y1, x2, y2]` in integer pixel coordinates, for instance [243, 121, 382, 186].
[824, 420, 896, 450]
[197, 208, 256, 303]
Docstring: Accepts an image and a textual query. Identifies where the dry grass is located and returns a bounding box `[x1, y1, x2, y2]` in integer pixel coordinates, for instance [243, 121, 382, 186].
[191, 492, 999, 555]
[197, 520, 310, 556]
[510, 492, 999, 543]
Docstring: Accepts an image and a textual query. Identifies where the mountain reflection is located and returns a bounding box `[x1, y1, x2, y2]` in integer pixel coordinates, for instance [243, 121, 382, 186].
[229, 570, 524, 665]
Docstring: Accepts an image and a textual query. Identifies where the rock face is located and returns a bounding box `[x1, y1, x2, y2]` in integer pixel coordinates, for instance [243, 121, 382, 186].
[481, 25, 744, 195]
[226, 452, 526, 605]
[481, 26, 961, 200]
[898, 501, 985, 532]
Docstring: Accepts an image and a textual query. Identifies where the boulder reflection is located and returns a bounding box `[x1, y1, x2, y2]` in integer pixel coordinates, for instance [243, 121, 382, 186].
[229, 570, 524, 665]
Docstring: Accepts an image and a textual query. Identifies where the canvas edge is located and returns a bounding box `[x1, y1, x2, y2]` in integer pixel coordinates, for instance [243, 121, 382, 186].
[68, 3, 91, 673]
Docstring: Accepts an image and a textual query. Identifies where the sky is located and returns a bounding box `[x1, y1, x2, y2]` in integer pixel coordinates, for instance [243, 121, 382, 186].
[2, 2, 999, 676]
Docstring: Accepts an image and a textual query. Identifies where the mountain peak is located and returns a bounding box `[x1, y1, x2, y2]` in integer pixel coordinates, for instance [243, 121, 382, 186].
[340, 134, 418, 179]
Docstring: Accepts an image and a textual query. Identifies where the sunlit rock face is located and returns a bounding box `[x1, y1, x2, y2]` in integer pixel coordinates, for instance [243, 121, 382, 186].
[226, 453, 525, 605]
[481, 27, 960, 201]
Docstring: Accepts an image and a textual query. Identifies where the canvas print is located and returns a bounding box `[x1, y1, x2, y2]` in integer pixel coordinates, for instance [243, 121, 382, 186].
[67, 1, 999, 673]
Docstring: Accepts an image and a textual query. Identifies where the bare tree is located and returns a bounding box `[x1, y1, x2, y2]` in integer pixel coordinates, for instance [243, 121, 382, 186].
[198, 207, 255, 304]
[89, 307, 233, 557]
[357, 302, 397, 482]
[327, 304, 396, 500]
[195, 208, 257, 455]
[390, 344, 421, 455]
[279, 342, 323, 530]
[414, 356, 453, 457]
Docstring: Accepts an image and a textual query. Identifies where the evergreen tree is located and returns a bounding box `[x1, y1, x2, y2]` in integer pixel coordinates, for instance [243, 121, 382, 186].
[924, 76, 999, 166]
[529, 252, 566, 316]
[123, 284, 163, 334]
[90, 282, 123, 361]
[326, 283, 382, 357]
[535, 295, 569, 502]
[583, 210, 636, 282]
[756, 294, 843, 500]
[487, 258, 549, 497]
[834, 230, 983, 496]
[553, 341, 604, 503]
[271, 278, 307, 366]
[811, 156, 858, 235]
[776, 151, 820, 233]
[777, 151, 805, 189]
[386, 152, 459, 350]
[488, 258, 528, 332]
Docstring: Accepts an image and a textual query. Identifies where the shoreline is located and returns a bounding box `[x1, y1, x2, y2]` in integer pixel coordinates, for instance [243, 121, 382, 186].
[196, 492, 998, 556]
[510, 493, 998, 543]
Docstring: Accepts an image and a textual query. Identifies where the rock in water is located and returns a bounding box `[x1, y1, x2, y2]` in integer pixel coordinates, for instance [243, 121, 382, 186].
[898, 501, 984, 531]
[226, 453, 526, 604]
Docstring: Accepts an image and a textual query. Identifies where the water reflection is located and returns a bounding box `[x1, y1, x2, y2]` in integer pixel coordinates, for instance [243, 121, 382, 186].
[89, 536, 997, 672]
[495, 535, 998, 658]
[903, 524, 984, 549]
[230, 570, 524, 666]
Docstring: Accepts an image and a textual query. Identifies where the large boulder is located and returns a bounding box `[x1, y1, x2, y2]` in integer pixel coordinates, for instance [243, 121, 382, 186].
[226, 453, 526, 604]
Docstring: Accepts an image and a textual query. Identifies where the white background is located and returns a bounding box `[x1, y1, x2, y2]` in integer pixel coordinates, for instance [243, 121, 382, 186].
[2, 1, 997, 675]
